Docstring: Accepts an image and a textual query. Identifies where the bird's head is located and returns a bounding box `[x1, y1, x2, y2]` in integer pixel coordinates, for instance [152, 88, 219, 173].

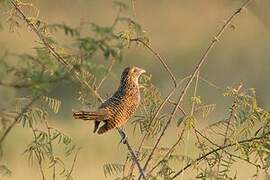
[121, 66, 146, 84]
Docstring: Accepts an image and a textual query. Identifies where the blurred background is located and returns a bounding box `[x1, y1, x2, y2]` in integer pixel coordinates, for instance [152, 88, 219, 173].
[0, 0, 270, 179]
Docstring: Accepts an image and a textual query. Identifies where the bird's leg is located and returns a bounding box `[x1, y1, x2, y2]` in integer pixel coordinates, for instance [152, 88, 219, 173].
[117, 127, 127, 144]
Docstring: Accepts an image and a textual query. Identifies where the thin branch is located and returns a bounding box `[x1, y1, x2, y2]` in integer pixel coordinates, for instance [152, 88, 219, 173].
[10, 0, 103, 103]
[147, 127, 186, 175]
[130, 38, 177, 87]
[171, 133, 270, 179]
[216, 84, 242, 176]
[194, 128, 262, 170]
[117, 128, 146, 179]
[95, 59, 115, 91]
[191, 71, 200, 115]
[199, 76, 222, 91]
[168, 100, 187, 115]
[0, 75, 67, 89]
[66, 148, 81, 180]
[139, 0, 254, 177]
[190, 71, 212, 167]
[0, 96, 39, 144]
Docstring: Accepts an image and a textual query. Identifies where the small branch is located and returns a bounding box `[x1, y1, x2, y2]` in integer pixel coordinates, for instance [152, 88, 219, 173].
[216, 83, 242, 176]
[0, 75, 67, 89]
[117, 128, 146, 179]
[216, 99, 237, 176]
[0, 96, 40, 144]
[130, 38, 177, 87]
[194, 128, 262, 169]
[190, 71, 212, 167]
[171, 134, 269, 179]
[168, 100, 187, 115]
[95, 59, 115, 91]
[66, 148, 81, 180]
[10, 0, 103, 103]
[147, 127, 186, 175]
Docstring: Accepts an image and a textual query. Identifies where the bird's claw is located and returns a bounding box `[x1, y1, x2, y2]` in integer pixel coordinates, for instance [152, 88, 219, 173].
[120, 134, 127, 144]
[117, 128, 128, 144]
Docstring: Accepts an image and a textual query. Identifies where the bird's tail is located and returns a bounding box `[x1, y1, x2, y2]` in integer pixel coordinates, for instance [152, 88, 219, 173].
[73, 111, 97, 121]
[72, 109, 109, 121]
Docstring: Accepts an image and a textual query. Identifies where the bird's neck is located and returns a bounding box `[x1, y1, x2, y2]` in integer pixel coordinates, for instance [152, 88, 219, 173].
[118, 78, 139, 95]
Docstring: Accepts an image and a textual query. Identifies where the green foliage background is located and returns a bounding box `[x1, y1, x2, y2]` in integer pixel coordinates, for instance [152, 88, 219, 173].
[0, 0, 270, 179]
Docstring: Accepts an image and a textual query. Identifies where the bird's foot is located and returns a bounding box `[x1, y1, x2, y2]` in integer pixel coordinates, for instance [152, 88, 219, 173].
[117, 128, 128, 144]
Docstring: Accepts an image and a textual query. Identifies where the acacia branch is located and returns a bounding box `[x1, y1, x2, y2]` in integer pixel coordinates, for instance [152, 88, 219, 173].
[193, 127, 262, 170]
[147, 127, 186, 175]
[117, 128, 146, 179]
[95, 59, 115, 91]
[130, 38, 177, 87]
[10, 0, 103, 103]
[0, 96, 40, 144]
[171, 134, 269, 179]
[139, 0, 254, 178]
[66, 148, 81, 180]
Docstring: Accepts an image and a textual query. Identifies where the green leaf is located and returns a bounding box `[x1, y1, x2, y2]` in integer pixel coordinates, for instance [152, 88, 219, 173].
[43, 96, 61, 113]
[103, 163, 124, 177]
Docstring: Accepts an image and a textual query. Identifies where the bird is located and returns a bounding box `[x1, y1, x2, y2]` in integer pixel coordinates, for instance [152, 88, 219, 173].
[73, 66, 146, 134]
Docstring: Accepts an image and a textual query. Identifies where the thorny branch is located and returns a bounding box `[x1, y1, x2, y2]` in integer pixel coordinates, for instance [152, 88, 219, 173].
[216, 88, 239, 177]
[10, 0, 103, 103]
[171, 133, 270, 179]
[130, 38, 177, 87]
[139, 0, 255, 178]
[66, 148, 82, 180]
[193, 127, 262, 170]
[10, 0, 146, 178]
[117, 128, 146, 179]
[0, 96, 40, 144]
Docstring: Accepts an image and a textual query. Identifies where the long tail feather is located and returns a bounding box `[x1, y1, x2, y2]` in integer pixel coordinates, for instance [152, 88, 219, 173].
[73, 109, 109, 121]
[73, 111, 97, 121]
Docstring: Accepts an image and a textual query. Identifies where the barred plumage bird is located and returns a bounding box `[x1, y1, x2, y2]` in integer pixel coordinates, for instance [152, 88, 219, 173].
[73, 66, 146, 134]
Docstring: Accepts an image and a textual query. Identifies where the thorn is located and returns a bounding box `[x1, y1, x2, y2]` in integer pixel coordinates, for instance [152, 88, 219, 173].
[213, 36, 219, 42]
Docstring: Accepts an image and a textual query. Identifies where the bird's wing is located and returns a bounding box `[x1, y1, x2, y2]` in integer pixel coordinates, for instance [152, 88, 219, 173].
[73, 108, 110, 121]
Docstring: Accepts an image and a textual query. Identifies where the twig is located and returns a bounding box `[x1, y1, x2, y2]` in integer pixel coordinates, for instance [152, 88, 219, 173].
[130, 38, 177, 87]
[95, 59, 115, 91]
[147, 127, 186, 175]
[117, 128, 146, 179]
[216, 83, 242, 176]
[191, 71, 200, 115]
[10, 0, 103, 103]
[0, 96, 39, 144]
[139, 0, 254, 177]
[193, 127, 262, 170]
[171, 133, 270, 179]
[168, 100, 187, 115]
[29, 117, 46, 180]
[199, 76, 222, 91]
[66, 148, 81, 180]
[35, 150, 46, 180]
[0, 75, 67, 89]
[190, 71, 212, 167]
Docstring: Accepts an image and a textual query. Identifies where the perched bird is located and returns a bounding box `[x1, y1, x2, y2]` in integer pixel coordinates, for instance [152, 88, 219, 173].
[73, 66, 146, 134]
